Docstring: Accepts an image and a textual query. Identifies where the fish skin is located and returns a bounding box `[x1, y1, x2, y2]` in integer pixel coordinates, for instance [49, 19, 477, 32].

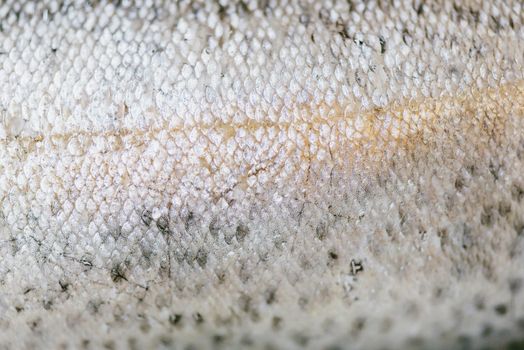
[1, 1, 524, 349]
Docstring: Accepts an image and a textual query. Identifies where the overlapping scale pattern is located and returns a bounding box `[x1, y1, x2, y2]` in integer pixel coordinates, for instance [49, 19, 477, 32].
[1, 1, 524, 349]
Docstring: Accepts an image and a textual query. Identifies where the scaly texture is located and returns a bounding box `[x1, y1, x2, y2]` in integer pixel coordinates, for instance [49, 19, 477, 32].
[1, 1, 524, 349]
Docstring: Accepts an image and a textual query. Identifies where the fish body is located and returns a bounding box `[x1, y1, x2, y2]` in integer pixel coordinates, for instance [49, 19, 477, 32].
[1, 1, 524, 349]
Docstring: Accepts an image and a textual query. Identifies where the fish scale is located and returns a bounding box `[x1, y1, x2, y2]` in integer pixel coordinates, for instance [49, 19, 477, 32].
[1, 1, 524, 349]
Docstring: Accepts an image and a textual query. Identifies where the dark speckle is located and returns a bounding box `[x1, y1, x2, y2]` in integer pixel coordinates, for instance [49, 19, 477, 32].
[111, 263, 128, 283]
[511, 184, 524, 202]
[316, 223, 327, 240]
[59, 280, 70, 292]
[42, 299, 53, 310]
[169, 314, 182, 327]
[141, 209, 153, 226]
[489, 15, 501, 33]
[379, 36, 386, 54]
[489, 161, 499, 180]
[512, 220, 524, 238]
[209, 218, 220, 236]
[481, 324, 493, 337]
[433, 287, 444, 300]
[216, 270, 226, 284]
[480, 206, 493, 227]
[195, 248, 208, 268]
[103, 340, 115, 350]
[494, 303, 507, 316]
[272, 316, 282, 331]
[416, 3, 424, 15]
[350, 259, 364, 275]
[327, 249, 338, 267]
[298, 297, 308, 309]
[80, 255, 93, 268]
[352, 317, 366, 336]
[28, 318, 41, 332]
[184, 211, 195, 231]
[455, 177, 464, 191]
[499, 201, 512, 217]
[293, 333, 309, 346]
[156, 215, 170, 235]
[193, 312, 204, 324]
[318, 7, 329, 24]
[86, 299, 103, 315]
[236, 223, 249, 242]
[265, 288, 276, 305]
[402, 28, 412, 46]
[212, 334, 225, 345]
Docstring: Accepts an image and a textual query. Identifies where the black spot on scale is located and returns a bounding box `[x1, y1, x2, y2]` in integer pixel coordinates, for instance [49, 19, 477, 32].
[183, 211, 195, 231]
[480, 206, 494, 227]
[28, 318, 41, 332]
[110, 262, 128, 283]
[379, 36, 386, 54]
[511, 183, 524, 202]
[193, 312, 204, 324]
[59, 280, 70, 292]
[293, 333, 309, 346]
[86, 299, 104, 315]
[169, 314, 182, 327]
[350, 259, 364, 275]
[327, 249, 339, 267]
[156, 215, 170, 235]
[42, 299, 53, 310]
[415, 3, 424, 16]
[265, 288, 277, 305]
[195, 248, 207, 268]
[454, 176, 464, 191]
[494, 303, 508, 316]
[498, 201, 512, 217]
[316, 223, 327, 240]
[351, 317, 366, 337]
[141, 209, 153, 226]
[236, 223, 249, 242]
[212, 334, 225, 345]
[402, 28, 412, 47]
